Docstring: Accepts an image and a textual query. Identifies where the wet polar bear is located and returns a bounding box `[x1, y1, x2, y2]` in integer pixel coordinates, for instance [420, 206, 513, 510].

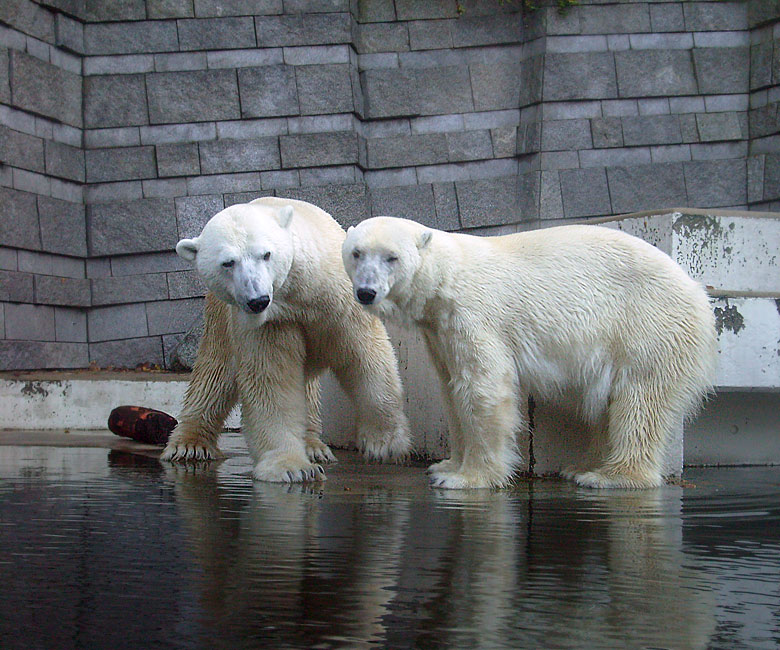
[342, 217, 717, 489]
[163, 198, 410, 482]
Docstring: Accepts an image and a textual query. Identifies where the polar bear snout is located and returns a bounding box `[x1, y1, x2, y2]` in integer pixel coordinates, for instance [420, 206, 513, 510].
[247, 295, 271, 313]
[356, 287, 377, 305]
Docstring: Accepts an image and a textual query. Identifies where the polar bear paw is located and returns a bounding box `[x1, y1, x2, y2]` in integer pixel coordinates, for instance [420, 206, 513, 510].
[426, 458, 458, 474]
[572, 470, 663, 489]
[359, 432, 411, 463]
[304, 434, 337, 464]
[252, 452, 327, 483]
[161, 439, 222, 462]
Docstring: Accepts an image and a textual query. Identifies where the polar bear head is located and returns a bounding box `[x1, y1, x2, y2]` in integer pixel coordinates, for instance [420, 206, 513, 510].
[342, 217, 432, 308]
[176, 201, 296, 322]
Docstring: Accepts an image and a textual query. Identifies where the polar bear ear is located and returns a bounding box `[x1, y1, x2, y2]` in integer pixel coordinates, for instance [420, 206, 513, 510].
[417, 230, 433, 250]
[347, 225, 354, 234]
[176, 238, 199, 262]
[276, 204, 294, 228]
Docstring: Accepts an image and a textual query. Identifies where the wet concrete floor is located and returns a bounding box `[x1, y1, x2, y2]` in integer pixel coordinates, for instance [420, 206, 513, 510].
[1, 430, 779, 649]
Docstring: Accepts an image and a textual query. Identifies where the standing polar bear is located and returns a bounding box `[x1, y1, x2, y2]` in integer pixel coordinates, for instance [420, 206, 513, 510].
[342, 217, 717, 490]
[163, 198, 410, 482]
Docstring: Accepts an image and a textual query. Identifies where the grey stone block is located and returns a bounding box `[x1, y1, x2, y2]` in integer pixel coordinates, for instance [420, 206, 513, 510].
[295, 64, 354, 115]
[85, 258, 111, 279]
[684, 2, 748, 31]
[541, 119, 592, 151]
[491, 126, 518, 158]
[147, 297, 204, 336]
[747, 0, 780, 28]
[92, 274, 169, 306]
[54, 307, 87, 343]
[617, 49, 698, 98]
[167, 270, 207, 299]
[156, 143, 200, 177]
[362, 66, 474, 118]
[355, 22, 409, 54]
[81, 0, 145, 21]
[693, 48, 750, 95]
[684, 159, 747, 207]
[280, 131, 358, 168]
[541, 151, 579, 170]
[199, 137, 280, 174]
[519, 54, 544, 107]
[45, 140, 85, 183]
[0, 270, 34, 302]
[470, 63, 521, 112]
[408, 19, 452, 51]
[298, 164, 358, 186]
[0, 248, 17, 271]
[580, 4, 651, 35]
[262, 169, 300, 189]
[679, 114, 700, 143]
[111, 251, 192, 277]
[194, 0, 282, 17]
[90, 337, 165, 370]
[34, 276, 91, 307]
[591, 117, 623, 148]
[154, 51, 209, 71]
[88, 303, 149, 343]
[5, 303, 55, 341]
[365, 133, 447, 168]
[0, 340, 88, 371]
[0, 47, 9, 104]
[395, 0, 457, 20]
[86, 147, 157, 184]
[560, 167, 611, 218]
[356, 0, 395, 22]
[455, 176, 520, 228]
[749, 104, 779, 140]
[178, 17, 256, 50]
[518, 121, 541, 155]
[696, 112, 745, 143]
[544, 52, 617, 101]
[1, 187, 40, 250]
[255, 13, 351, 47]
[607, 162, 687, 214]
[88, 198, 178, 256]
[85, 181, 143, 204]
[539, 170, 564, 221]
[10, 51, 81, 128]
[84, 127, 142, 150]
[650, 3, 685, 32]
[238, 65, 299, 117]
[187, 172, 262, 195]
[147, 70, 240, 124]
[282, 183, 369, 227]
[175, 195, 225, 239]
[166, 321, 201, 370]
[762, 154, 780, 201]
[451, 13, 523, 48]
[284, 44, 349, 66]
[432, 182, 460, 231]
[143, 178, 188, 198]
[651, 144, 692, 163]
[148, 0, 196, 18]
[747, 154, 765, 203]
[446, 130, 493, 163]
[38, 197, 87, 258]
[750, 42, 774, 91]
[621, 115, 682, 147]
[17, 250, 55, 276]
[84, 74, 148, 129]
[83, 55, 155, 76]
[84, 21, 178, 55]
[369, 184, 436, 223]
[0, 125, 44, 173]
[0, 0, 54, 42]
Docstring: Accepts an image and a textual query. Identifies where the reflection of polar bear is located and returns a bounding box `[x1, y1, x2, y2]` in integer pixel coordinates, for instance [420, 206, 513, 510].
[162, 198, 410, 483]
[342, 217, 717, 489]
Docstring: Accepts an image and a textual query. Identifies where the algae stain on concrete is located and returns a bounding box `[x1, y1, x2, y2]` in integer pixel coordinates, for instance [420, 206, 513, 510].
[21, 382, 49, 399]
[713, 301, 745, 336]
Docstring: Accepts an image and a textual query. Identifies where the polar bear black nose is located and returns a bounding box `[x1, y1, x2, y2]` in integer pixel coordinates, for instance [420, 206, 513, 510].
[356, 288, 376, 305]
[247, 296, 271, 313]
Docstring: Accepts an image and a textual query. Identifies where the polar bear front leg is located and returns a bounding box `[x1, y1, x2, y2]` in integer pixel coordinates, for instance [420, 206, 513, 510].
[428, 346, 522, 489]
[162, 294, 238, 463]
[304, 375, 337, 463]
[423, 331, 464, 476]
[238, 323, 327, 483]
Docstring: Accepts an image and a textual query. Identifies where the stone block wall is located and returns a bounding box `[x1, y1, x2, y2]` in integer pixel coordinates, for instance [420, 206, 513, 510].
[1, 0, 779, 370]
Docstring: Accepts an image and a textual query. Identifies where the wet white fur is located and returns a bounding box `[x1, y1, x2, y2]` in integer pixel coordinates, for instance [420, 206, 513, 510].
[342, 217, 718, 490]
[163, 199, 410, 482]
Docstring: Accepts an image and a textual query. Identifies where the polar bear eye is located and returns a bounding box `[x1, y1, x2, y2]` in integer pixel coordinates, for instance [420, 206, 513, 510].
[263, 251, 271, 261]
[221, 260, 235, 269]
[387, 255, 398, 263]
[352, 250, 361, 260]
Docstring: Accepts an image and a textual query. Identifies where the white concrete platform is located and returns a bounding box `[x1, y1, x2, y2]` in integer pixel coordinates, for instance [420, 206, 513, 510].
[1, 208, 778, 475]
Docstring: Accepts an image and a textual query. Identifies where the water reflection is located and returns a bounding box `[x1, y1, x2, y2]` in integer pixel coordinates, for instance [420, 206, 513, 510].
[0, 444, 778, 649]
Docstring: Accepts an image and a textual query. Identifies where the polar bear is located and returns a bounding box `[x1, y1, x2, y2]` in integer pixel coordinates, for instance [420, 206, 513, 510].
[162, 198, 410, 482]
[342, 217, 717, 490]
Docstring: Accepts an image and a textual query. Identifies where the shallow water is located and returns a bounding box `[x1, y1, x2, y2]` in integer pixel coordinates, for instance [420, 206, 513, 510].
[1, 433, 779, 650]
